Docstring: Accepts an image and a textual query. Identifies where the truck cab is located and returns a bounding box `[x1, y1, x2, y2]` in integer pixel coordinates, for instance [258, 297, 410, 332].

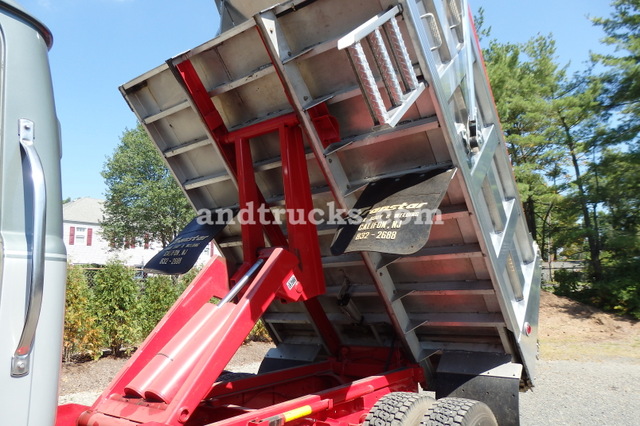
[0, 1, 66, 425]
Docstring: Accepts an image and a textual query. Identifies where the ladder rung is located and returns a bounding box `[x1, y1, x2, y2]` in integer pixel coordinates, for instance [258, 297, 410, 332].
[347, 41, 389, 125]
[383, 17, 419, 90]
[368, 28, 403, 106]
[337, 6, 402, 49]
[383, 83, 426, 128]
[446, 0, 463, 28]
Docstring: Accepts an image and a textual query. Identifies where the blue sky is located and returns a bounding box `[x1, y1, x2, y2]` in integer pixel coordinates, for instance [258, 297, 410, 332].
[476, 0, 614, 71]
[18, 0, 614, 200]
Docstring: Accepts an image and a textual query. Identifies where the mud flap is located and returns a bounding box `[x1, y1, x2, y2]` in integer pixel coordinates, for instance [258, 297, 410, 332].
[144, 211, 236, 274]
[331, 168, 456, 260]
[436, 351, 522, 426]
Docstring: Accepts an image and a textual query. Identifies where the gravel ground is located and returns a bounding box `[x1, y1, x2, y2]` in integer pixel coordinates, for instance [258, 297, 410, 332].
[520, 359, 640, 425]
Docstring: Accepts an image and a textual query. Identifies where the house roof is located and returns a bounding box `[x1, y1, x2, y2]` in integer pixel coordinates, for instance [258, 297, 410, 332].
[63, 197, 105, 224]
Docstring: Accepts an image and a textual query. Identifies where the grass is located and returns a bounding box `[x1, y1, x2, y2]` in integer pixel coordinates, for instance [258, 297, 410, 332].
[540, 336, 640, 362]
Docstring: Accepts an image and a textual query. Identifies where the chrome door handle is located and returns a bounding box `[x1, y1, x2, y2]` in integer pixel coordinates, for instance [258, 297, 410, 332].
[11, 119, 47, 377]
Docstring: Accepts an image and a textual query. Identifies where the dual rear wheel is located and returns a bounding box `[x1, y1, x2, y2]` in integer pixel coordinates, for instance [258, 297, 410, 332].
[363, 392, 497, 426]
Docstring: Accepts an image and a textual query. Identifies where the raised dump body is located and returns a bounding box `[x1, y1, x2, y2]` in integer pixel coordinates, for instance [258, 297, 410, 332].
[110, 0, 540, 424]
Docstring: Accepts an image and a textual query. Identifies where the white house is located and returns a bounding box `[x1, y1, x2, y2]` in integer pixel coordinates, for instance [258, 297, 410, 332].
[63, 197, 213, 268]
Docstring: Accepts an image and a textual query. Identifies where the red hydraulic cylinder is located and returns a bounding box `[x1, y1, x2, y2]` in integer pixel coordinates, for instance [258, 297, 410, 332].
[142, 303, 234, 403]
[123, 303, 218, 399]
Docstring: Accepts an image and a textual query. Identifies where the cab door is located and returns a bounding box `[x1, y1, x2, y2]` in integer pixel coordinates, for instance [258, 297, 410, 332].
[0, 2, 67, 425]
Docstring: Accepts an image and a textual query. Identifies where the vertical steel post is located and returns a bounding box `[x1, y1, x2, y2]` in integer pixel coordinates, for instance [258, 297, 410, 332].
[279, 124, 341, 353]
[279, 125, 324, 298]
[235, 137, 264, 265]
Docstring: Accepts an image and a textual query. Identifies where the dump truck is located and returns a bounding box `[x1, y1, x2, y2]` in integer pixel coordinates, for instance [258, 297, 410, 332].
[0, 0, 541, 425]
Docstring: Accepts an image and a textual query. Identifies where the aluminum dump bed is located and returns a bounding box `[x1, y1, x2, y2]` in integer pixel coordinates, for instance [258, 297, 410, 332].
[121, 0, 540, 391]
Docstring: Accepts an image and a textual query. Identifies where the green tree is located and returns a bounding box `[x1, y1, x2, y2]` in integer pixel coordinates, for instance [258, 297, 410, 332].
[481, 35, 564, 255]
[586, 149, 640, 318]
[547, 74, 605, 280]
[592, 0, 640, 146]
[595, 150, 640, 250]
[101, 124, 192, 248]
[478, 2, 640, 316]
[92, 260, 142, 355]
[482, 31, 609, 280]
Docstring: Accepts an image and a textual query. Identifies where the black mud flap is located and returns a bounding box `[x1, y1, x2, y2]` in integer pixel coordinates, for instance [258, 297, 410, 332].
[144, 211, 235, 274]
[330, 168, 456, 260]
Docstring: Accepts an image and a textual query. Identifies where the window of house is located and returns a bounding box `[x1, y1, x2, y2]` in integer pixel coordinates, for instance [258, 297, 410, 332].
[69, 226, 93, 246]
[75, 227, 87, 244]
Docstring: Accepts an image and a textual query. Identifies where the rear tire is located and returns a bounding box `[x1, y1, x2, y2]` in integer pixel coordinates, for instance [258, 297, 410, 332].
[421, 397, 497, 426]
[363, 392, 436, 426]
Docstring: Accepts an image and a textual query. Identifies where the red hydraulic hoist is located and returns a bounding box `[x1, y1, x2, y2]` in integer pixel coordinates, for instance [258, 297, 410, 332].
[71, 59, 425, 426]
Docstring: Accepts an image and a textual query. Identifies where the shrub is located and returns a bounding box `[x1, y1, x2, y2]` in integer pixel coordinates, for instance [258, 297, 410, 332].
[594, 260, 640, 319]
[138, 267, 203, 338]
[139, 275, 182, 337]
[177, 267, 200, 291]
[63, 264, 102, 361]
[246, 319, 272, 343]
[92, 260, 142, 355]
[553, 269, 585, 298]
[552, 260, 640, 319]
